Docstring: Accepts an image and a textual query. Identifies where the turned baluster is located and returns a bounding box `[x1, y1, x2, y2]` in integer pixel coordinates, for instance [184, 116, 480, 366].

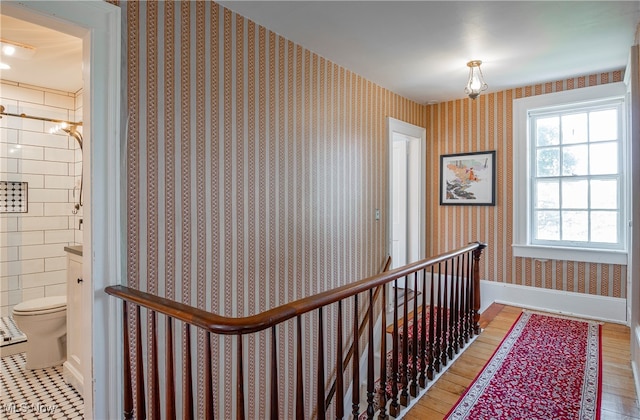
[165, 317, 176, 419]
[336, 304, 344, 419]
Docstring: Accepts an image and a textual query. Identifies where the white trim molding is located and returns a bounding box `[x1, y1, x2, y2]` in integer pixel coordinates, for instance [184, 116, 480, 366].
[512, 82, 629, 265]
[480, 279, 627, 324]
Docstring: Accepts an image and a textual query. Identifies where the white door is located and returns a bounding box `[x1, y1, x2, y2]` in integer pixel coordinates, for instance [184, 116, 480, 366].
[387, 118, 426, 291]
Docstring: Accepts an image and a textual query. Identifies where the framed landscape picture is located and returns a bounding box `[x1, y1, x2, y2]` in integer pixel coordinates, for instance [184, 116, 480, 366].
[440, 150, 496, 205]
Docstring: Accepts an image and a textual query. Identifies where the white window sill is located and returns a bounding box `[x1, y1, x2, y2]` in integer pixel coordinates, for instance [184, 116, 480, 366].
[512, 244, 627, 265]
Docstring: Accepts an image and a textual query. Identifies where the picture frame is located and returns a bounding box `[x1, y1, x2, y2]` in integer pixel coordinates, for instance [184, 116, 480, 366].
[440, 150, 496, 206]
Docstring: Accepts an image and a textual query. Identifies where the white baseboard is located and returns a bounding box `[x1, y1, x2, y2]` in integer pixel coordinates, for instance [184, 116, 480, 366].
[480, 280, 627, 324]
[63, 360, 84, 396]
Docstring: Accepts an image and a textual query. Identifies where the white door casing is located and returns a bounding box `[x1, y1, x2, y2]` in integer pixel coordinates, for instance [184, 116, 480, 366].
[1, 2, 122, 418]
[387, 117, 426, 294]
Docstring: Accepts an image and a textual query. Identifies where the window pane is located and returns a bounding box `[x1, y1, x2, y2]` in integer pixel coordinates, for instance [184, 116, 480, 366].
[591, 180, 618, 209]
[591, 211, 618, 243]
[562, 211, 588, 241]
[536, 116, 559, 146]
[535, 210, 559, 240]
[590, 142, 618, 175]
[536, 148, 559, 177]
[562, 144, 588, 176]
[589, 109, 617, 142]
[562, 113, 588, 144]
[535, 180, 559, 209]
[561, 179, 588, 209]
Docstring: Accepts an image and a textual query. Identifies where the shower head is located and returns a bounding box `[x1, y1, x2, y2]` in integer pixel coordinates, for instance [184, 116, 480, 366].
[50, 122, 83, 150]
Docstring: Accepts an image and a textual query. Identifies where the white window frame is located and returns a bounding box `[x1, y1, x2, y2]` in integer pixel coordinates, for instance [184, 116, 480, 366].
[513, 82, 628, 265]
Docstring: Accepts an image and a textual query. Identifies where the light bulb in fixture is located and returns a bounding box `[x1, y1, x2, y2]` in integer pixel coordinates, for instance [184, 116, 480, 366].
[464, 60, 488, 99]
[0, 39, 36, 60]
[2, 45, 16, 56]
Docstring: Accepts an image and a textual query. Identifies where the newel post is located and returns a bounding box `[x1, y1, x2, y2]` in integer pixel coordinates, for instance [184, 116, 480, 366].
[472, 242, 487, 334]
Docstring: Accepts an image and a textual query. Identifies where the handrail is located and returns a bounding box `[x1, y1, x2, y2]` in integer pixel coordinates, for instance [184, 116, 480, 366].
[106, 241, 487, 419]
[324, 256, 392, 410]
[105, 242, 482, 336]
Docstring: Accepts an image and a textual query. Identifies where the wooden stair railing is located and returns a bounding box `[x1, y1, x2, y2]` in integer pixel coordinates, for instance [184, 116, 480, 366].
[105, 242, 486, 420]
[324, 255, 392, 411]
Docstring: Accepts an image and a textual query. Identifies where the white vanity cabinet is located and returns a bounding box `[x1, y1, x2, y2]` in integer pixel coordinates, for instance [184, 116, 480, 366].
[63, 246, 84, 396]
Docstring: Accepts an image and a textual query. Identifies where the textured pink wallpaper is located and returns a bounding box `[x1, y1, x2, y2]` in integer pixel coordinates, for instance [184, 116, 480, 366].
[121, 1, 628, 417]
[425, 71, 627, 298]
[122, 1, 424, 417]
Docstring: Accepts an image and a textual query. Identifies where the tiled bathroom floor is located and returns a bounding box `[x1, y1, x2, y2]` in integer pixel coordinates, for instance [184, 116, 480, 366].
[0, 353, 84, 419]
[0, 316, 26, 346]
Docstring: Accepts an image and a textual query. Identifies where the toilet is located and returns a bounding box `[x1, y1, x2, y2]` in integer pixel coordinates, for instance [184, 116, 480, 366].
[12, 296, 67, 370]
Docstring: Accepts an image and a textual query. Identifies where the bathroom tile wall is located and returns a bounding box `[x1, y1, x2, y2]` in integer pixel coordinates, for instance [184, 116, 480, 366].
[0, 81, 82, 317]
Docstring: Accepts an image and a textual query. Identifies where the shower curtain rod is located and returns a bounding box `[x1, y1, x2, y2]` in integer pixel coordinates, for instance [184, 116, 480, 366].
[0, 105, 82, 126]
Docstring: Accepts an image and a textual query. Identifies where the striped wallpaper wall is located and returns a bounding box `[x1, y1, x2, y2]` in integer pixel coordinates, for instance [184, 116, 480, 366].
[119, 0, 630, 416]
[121, 1, 424, 417]
[425, 71, 627, 299]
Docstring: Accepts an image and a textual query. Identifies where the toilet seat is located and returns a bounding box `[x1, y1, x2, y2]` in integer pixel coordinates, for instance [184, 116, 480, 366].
[13, 296, 66, 315]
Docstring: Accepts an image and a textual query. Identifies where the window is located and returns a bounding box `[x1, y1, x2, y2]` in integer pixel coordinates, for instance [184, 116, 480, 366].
[513, 82, 628, 264]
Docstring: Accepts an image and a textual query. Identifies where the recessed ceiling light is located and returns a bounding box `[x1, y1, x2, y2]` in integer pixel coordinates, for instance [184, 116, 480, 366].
[2, 45, 16, 56]
[0, 62, 10, 70]
[0, 39, 36, 59]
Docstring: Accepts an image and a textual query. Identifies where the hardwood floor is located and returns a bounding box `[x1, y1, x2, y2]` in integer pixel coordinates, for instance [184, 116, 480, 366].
[403, 304, 640, 419]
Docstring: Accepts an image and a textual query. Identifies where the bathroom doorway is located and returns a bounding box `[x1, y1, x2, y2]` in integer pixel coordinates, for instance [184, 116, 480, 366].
[0, 2, 122, 418]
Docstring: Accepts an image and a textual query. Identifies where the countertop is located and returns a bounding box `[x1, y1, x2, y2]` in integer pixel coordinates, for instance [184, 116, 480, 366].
[64, 245, 83, 257]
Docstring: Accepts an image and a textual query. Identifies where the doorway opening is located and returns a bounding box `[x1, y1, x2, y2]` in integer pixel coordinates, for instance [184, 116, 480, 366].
[1, 2, 122, 418]
[387, 117, 426, 300]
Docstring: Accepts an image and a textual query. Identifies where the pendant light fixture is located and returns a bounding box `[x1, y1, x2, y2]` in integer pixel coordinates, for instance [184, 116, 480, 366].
[464, 60, 488, 99]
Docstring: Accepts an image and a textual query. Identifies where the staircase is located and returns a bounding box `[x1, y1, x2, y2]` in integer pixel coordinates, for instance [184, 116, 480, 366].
[105, 242, 487, 419]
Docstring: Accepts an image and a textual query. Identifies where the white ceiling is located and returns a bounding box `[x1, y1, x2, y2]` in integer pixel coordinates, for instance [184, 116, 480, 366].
[1, 2, 638, 103]
[219, 1, 640, 103]
[0, 14, 82, 93]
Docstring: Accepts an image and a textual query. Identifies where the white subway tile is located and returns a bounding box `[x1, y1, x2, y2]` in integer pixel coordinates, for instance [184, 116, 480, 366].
[4, 173, 44, 188]
[0, 307, 8, 317]
[1, 258, 45, 277]
[8, 289, 21, 305]
[29, 188, 69, 203]
[21, 287, 44, 302]
[45, 147, 75, 163]
[74, 229, 83, 244]
[0, 84, 44, 103]
[0, 276, 19, 291]
[21, 159, 68, 175]
[0, 128, 19, 143]
[0, 144, 44, 160]
[21, 269, 66, 289]
[75, 91, 83, 110]
[19, 103, 70, 122]
[44, 202, 73, 216]
[45, 175, 74, 189]
[0, 231, 44, 246]
[44, 229, 74, 244]
[44, 92, 75, 109]
[24, 203, 44, 216]
[1, 157, 17, 172]
[0, 217, 18, 232]
[18, 216, 68, 231]
[45, 283, 66, 296]
[20, 131, 68, 149]
[0, 246, 18, 262]
[20, 243, 67, 260]
[45, 256, 67, 271]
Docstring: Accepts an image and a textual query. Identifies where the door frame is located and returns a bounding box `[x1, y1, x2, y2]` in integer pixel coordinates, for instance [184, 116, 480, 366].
[387, 117, 426, 275]
[1, 2, 123, 418]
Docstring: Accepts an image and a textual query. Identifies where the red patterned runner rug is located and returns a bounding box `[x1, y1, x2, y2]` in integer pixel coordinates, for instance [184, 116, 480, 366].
[445, 311, 602, 420]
